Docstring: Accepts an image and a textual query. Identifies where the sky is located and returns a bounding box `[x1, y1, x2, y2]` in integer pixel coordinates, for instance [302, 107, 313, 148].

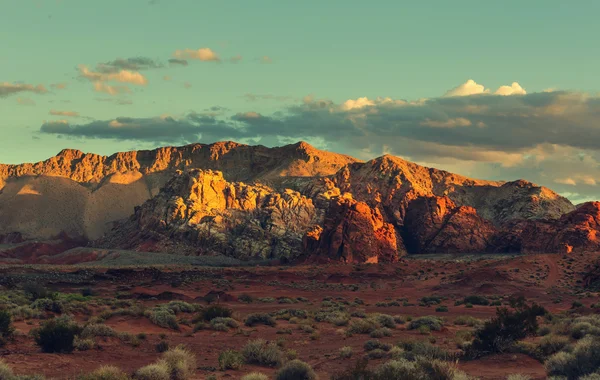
[1, 0, 600, 203]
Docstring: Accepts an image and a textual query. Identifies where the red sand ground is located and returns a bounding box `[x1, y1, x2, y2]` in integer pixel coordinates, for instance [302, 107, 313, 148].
[1, 252, 598, 379]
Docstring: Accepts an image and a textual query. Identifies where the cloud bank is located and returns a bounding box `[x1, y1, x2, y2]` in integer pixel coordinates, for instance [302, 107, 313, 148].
[39, 80, 600, 202]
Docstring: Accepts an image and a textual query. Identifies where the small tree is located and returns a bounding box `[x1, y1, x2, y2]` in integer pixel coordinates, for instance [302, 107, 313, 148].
[32, 316, 82, 353]
[469, 296, 546, 357]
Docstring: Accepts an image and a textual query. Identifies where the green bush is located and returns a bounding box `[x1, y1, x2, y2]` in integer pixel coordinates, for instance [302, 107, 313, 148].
[545, 336, 600, 379]
[469, 298, 546, 357]
[32, 316, 82, 353]
[0, 310, 14, 339]
[148, 308, 179, 330]
[463, 295, 489, 306]
[419, 296, 442, 306]
[242, 339, 284, 367]
[364, 339, 392, 352]
[219, 349, 244, 370]
[275, 360, 317, 380]
[156, 340, 169, 353]
[161, 345, 197, 380]
[238, 294, 254, 303]
[245, 313, 276, 327]
[539, 334, 570, 356]
[339, 346, 353, 358]
[80, 323, 116, 339]
[370, 327, 392, 338]
[408, 316, 444, 331]
[135, 363, 170, 380]
[78, 365, 129, 380]
[347, 318, 379, 335]
[199, 305, 233, 321]
[435, 306, 449, 313]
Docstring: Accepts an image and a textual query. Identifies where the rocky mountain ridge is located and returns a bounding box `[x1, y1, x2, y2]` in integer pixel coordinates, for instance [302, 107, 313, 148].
[1, 141, 596, 263]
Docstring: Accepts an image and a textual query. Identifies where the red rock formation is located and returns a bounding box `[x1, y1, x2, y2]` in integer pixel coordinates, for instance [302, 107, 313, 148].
[494, 202, 600, 253]
[403, 196, 497, 253]
[304, 196, 400, 263]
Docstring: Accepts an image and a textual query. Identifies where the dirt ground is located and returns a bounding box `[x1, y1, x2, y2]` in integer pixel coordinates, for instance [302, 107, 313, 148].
[1, 251, 598, 379]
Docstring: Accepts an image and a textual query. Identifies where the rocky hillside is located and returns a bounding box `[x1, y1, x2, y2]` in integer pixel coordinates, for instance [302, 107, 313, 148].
[1, 140, 594, 263]
[0, 141, 357, 240]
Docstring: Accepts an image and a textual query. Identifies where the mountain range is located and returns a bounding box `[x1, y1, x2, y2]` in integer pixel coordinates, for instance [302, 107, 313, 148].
[0, 141, 598, 263]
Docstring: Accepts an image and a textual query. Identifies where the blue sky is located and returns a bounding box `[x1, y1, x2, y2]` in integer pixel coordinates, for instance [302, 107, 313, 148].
[1, 0, 600, 202]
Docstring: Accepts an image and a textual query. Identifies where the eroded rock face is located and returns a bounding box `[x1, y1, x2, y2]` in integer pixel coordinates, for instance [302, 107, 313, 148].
[99, 169, 322, 260]
[403, 196, 497, 254]
[304, 195, 400, 263]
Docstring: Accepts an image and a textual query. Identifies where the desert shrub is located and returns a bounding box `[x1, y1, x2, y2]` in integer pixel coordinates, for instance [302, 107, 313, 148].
[219, 349, 244, 370]
[419, 296, 442, 306]
[364, 339, 392, 352]
[30, 298, 64, 313]
[469, 297, 546, 357]
[257, 297, 276, 303]
[393, 315, 406, 324]
[351, 310, 367, 318]
[275, 360, 317, 380]
[571, 321, 600, 339]
[161, 345, 197, 380]
[156, 340, 170, 353]
[339, 346, 353, 358]
[211, 317, 239, 330]
[371, 314, 395, 328]
[80, 323, 116, 339]
[78, 365, 129, 380]
[545, 336, 600, 379]
[245, 313, 276, 327]
[278, 297, 296, 304]
[397, 340, 454, 361]
[454, 315, 481, 327]
[238, 294, 254, 303]
[0, 310, 14, 339]
[538, 326, 552, 336]
[24, 283, 53, 301]
[539, 334, 570, 356]
[242, 339, 284, 367]
[373, 359, 421, 379]
[463, 295, 489, 306]
[74, 336, 95, 351]
[299, 324, 315, 333]
[135, 362, 170, 380]
[148, 308, 179, 330]
[436, 306, 449, 313]
[309, 331, 320, 341]
[198, 305, 232, 321]
[163, 301, 197, 314]
[368, 349, 387, 359]
[32, 316, 82, 353]
[242, 373, 269, 380]
[408, 316, 444, 331]
[347, 318, 379, 335]
[370, 327, 393, 338]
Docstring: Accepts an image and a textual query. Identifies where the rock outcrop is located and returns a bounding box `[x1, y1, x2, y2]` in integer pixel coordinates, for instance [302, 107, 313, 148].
[303, 195, 400, 263]
[493, 202, 600, 254]
[98, 169, 321, 260]
[403, 196, 496, 254]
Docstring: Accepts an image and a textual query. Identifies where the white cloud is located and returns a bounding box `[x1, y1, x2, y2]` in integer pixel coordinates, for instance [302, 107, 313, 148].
[444, 79, 489, 97]
[79, 65, 147, 85]
[495, 82, 526, 96]
[444, 79, 527, 97]
[93, 82, 131, 96]
[173, 48, 220, 62]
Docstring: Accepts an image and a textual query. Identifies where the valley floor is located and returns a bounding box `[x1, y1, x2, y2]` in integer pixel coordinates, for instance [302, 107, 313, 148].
[0, 252, 598, 379]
